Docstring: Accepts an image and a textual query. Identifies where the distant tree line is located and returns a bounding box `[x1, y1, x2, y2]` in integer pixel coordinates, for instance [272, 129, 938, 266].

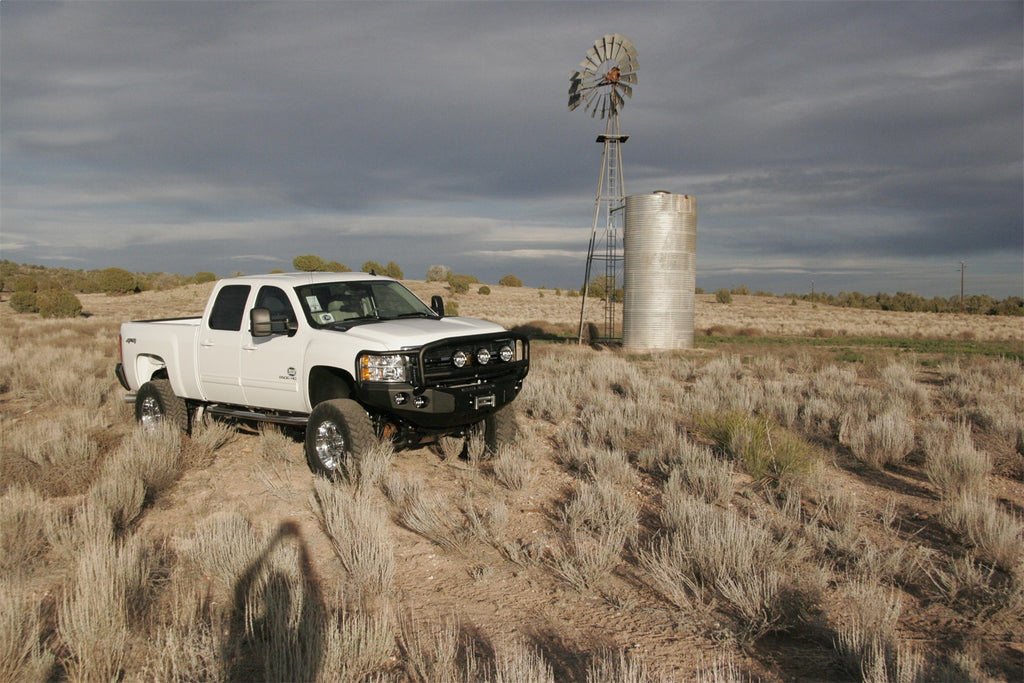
[4, 259, 1019, 318]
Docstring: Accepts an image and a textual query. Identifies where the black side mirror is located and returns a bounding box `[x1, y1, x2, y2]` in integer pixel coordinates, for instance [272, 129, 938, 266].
[250, 307, 273, 337]
[430, 295, 445, 317]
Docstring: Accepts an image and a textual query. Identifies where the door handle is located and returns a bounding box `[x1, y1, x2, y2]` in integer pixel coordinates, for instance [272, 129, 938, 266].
[242, 344, 257, 351]
[200, 339, 215, 347]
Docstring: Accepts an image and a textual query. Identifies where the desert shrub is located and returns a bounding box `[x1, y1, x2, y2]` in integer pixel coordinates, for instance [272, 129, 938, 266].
[0, 577, 55, 680]
[445, 299, 459, 316]
[11, 275, 37, 292]
[447, 273, 476, 294]
[832, 579, 904, 680]
[192, 271, 217, 283]
[491, 445, 532, 490]
[697, 411, 819, 485]
[478, 285, 491, 295]
[361, 260, 385, 274]
[0, 486, 53, 573]
[58, 535, 147, 681]
[922, 419, 990, 498]
[313, 478, 394, 598]
[326, 260, 351, 272]
[940, 492, 1023, 572]
[8, 291, 37, 313]
[499, 274, 522, 287]
[384, 475, 465, 551]
[715, 288, 733, 304]
[731, 285, 750, 295]
[37, 289, 82, 318]
[96, 267, 138, 294]
[293, 254, 327, 271]
[426, 264, 451, 282]
[384, 261, 403, 279]
[846, 408, 916, 469]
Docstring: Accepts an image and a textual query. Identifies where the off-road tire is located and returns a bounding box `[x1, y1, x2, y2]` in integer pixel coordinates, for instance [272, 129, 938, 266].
[305, 398, 375, 477]
[135, 379, 189, 433]
[482, 404, 519, 455]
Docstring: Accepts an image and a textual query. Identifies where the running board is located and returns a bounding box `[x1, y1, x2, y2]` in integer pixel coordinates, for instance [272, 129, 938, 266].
[204, 404, 309, 427]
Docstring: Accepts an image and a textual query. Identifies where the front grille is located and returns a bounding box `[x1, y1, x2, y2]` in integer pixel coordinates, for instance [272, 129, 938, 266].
[418, 333, 528, 386]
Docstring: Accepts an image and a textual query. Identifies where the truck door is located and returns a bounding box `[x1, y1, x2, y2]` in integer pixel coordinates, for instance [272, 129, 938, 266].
[197, 284, 250, 405]
[240, 286, 305, 411]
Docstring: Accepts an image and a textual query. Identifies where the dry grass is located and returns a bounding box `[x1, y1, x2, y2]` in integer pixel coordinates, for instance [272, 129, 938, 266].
[1, 281, 1022, 679]
[312, 478, 395, 599]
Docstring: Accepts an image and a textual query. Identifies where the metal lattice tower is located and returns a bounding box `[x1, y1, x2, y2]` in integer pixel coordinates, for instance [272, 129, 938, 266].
[567, 34, 637, 343]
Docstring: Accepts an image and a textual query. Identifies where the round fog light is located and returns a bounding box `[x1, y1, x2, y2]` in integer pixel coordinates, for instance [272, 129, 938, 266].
[476, 349, 491, 365]
[453, 350, 467, 368]
[414, 395, 428, 408]
[499, 345, 513, 362]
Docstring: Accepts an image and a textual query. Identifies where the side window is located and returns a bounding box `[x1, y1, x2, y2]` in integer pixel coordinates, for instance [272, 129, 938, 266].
[255, 286, 296, 333]
[208, 285, 251, 331]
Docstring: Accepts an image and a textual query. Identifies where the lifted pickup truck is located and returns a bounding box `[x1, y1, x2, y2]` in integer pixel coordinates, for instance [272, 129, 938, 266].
[115, 272, 529, 476]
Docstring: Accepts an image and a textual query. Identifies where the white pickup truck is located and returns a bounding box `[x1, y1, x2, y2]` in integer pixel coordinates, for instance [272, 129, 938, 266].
[115, 272, 529, 476]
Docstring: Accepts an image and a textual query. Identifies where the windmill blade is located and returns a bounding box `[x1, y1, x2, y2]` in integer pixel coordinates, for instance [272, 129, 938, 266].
[583, 47, 603, 71]
[605, 34, 626, 62]
[569, 34, 638, 120]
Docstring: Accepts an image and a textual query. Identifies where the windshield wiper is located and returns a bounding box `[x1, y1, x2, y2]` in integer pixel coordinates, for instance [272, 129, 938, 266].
[391, 311, 436, 319]
[329, 315, 380, 331]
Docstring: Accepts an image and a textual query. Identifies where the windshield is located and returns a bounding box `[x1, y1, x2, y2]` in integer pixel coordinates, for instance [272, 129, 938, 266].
[296, 280, 437, 329]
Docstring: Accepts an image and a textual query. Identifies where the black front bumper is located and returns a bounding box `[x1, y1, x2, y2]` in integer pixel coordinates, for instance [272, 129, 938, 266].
[357, 373, 525, 430]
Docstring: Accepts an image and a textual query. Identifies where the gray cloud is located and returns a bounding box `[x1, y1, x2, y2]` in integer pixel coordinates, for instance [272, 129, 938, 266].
[2, 1, 1020, 297]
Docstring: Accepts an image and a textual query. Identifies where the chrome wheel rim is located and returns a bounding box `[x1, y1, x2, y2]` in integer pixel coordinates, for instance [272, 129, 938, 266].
[139, 395, 163, 429]
[314, 420, 346, 471]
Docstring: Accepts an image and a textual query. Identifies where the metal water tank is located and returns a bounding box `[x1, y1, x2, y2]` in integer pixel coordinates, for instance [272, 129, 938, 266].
[622, 192, 697, 351]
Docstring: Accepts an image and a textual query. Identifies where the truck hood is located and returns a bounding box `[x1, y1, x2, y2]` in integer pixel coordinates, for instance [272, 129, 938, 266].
[336, 316, 508, 349]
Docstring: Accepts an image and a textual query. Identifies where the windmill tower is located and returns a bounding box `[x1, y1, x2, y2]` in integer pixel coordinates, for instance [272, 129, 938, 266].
[568, 34, 638, 343]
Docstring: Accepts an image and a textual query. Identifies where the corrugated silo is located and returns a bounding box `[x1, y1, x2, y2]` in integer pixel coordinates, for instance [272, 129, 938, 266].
[622, 192, 697, 351]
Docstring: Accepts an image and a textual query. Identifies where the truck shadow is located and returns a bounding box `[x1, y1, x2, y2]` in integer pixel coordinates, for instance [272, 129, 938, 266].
[222, 521, 326, 681]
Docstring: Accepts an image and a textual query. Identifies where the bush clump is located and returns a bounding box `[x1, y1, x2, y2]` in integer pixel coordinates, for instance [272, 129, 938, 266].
[499, 274, 523, 287]
[446, 273, 478, 295]
[37, 289, 83, 318]
[9, 291, 38, 313]
[326, 261, 351, 273]
[191, 271, 217, 284]
[11, 275, 38, 293]
[478, 285, 491, 295]
[293, 255, 328, 272]
[426, 265, 451, 282]
[96, 267, 138, 294]
[715, 288, 733, 304]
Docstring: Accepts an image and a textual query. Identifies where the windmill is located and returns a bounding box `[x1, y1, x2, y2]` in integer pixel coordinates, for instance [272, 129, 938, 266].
[569, 34, 638, 343]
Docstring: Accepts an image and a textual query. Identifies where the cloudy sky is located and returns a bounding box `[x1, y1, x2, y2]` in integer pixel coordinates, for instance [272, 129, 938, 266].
[2, 1, 1021, 298]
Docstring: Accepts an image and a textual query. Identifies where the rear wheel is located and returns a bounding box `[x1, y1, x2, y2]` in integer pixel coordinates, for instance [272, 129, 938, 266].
[304, 398, 375, 477]
[135, 379, 189, 433]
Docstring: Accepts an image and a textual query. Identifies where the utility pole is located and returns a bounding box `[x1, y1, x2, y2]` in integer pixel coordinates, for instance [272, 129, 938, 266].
[959, 261, 965, 313]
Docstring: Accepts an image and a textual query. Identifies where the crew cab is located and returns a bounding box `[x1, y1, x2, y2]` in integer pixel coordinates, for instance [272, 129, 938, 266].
[115, 272, 529, 476]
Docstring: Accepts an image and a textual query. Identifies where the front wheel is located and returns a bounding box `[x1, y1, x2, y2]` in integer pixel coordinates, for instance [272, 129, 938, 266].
[304, 398, 375, 477]
[135, 379, 189, 433]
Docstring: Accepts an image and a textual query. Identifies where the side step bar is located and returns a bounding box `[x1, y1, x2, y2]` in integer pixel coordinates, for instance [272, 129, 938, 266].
[205, 404, 309, 427]
[122, 394, 309, 427]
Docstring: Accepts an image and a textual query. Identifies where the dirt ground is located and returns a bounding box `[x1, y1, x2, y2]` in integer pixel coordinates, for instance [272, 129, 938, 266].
[6, 279, 1023, 680]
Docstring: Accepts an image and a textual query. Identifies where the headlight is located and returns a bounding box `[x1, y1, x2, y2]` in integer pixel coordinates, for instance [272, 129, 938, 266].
[359, 354, 409, 382]
[476, 348, 491, 365]
[452, 350, 467, 368]
[499, 345, 514, 362]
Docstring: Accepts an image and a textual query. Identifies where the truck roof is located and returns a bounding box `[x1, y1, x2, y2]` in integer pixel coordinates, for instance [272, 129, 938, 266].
[219, 272, 397, 286]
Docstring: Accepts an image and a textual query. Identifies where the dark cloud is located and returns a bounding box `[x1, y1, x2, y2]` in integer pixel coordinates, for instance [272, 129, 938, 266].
[2, 1, 1020, 297]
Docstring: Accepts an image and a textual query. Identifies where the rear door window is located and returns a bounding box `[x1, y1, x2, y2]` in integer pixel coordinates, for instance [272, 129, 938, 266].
[207, 285, 251, 331]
